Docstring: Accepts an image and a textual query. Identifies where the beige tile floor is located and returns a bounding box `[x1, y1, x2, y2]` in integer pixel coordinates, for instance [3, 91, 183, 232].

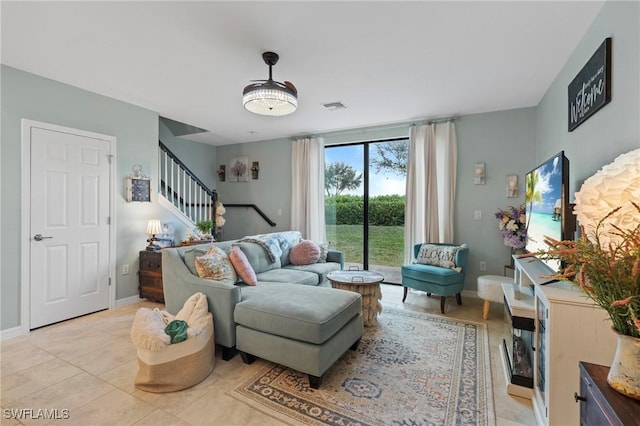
[1, 285, 535, 426]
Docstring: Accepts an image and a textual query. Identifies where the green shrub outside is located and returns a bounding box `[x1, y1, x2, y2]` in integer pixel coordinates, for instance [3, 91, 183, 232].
[325, 195, 405, 226]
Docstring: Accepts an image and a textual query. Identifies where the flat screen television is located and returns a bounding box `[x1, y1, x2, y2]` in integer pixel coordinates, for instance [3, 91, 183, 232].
[525, 151, 575, 276]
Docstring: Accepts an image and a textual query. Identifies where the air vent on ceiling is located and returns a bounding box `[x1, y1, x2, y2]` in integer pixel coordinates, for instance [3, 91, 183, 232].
[322, 101, 348, 111]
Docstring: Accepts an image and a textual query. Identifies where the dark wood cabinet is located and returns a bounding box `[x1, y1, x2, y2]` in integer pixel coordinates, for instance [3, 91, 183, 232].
[138, 250, 164, 303]
[578, 362, 640, 426]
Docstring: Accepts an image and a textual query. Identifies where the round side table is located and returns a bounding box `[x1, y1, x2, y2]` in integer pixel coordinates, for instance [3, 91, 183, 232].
[327, 270, 384, 326]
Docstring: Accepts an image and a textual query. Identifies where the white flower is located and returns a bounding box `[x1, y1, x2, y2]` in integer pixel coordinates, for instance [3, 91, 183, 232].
[215, 215, 225, 227]
[506, 220, 518, 232]
[574, 149, 640, 248]
[216, 203, 226, 216]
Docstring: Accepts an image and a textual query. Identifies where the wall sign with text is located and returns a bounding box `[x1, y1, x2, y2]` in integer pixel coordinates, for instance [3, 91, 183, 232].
[568, 38, 612, 132]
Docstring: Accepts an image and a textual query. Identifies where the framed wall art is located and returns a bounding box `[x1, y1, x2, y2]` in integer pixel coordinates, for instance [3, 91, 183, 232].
[229, 156, 249, 182]
[568, 37, 612, 132]
[125, 164, 151, 202]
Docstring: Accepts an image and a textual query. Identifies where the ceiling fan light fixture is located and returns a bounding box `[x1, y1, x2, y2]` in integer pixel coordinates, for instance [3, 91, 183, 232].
[242, 52, 298, 116]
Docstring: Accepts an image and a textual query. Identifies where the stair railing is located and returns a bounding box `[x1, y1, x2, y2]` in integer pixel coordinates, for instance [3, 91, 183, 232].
[158, 141, 217, 225]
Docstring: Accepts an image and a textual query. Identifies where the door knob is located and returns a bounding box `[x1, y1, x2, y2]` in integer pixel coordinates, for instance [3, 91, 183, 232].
[33, 234, 53, 241]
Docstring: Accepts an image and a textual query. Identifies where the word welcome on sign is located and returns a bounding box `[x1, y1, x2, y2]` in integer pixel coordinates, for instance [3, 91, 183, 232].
[568, 38, 612, 132]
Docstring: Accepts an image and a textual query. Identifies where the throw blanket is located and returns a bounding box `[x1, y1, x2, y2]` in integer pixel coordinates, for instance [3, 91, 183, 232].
[239, 231, 301, 263]
[131, 292, 209, 351]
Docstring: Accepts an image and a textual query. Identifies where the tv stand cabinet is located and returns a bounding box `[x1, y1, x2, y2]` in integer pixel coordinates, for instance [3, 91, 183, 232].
[512, 257, 616, 426]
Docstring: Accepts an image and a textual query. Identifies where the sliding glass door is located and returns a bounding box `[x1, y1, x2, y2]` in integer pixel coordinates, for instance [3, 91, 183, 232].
[325, 139, 408, 284]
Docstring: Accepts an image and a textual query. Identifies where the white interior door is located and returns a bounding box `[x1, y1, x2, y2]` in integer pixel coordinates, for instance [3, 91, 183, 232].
[29, 125, 112, 328]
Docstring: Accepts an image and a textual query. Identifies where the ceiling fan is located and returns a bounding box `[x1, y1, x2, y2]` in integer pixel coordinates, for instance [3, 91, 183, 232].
[242, 51, 298, 116]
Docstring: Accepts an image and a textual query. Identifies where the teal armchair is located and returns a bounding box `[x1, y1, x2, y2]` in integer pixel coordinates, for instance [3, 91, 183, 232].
[401, 243, 469, 314]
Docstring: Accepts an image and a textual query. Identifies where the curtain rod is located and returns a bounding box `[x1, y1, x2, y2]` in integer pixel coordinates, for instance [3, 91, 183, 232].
[296, 116, 459, 140]
[410, 116, 459, 127]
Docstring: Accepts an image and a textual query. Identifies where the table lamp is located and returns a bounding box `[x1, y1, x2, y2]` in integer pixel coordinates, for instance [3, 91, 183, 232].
[146, 219, 162, 251]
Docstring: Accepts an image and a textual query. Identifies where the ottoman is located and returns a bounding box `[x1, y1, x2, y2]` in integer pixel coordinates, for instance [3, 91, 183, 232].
[477, 275, 513, 320]
[234, 283, 364, 388]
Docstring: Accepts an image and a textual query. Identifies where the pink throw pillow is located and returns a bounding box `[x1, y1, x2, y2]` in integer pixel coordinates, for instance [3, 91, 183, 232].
[229, 246, 257, 285]
[289, 240, 321, 265]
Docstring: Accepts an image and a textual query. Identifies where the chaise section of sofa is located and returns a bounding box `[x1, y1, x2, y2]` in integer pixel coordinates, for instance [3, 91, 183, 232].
[161, 231, 345, 360]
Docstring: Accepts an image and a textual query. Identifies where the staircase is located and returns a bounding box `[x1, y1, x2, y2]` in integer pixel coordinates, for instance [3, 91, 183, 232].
[157, 141, 217, 230]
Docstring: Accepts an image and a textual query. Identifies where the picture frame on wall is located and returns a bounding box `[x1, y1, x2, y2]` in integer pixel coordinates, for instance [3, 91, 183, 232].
[125, 164, 151, 202]
[568, 37, 612, 132]
[229, 156, 249, 182]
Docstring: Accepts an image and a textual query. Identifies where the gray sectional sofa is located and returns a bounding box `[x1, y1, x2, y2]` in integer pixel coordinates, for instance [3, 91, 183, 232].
[161, 231, 364, 388]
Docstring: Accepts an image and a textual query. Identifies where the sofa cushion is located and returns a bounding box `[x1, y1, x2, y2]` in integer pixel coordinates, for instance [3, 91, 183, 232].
[289, 240, 321, 265]
[183, 247, 210, 276]
[316, 241, 330, 262]
[401, 263, 462, 285]
[255, 268, 319, 286]
[234, 242, 281, 274]
[283, 262, 341, 283]
[229, 246, 257, 286]
[235, 283, 361, 344]
[415, 243, 466, 271]
[275, 231, 303, 266]
[195, 246, 237, 284]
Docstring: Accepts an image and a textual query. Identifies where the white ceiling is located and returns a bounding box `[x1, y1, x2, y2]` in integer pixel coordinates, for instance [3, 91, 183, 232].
[1, 1, 605, 146]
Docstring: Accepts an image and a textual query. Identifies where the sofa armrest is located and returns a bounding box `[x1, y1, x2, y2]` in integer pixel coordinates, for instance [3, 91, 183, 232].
[162, 248, 241, 348]
[326, 249, 344, 269]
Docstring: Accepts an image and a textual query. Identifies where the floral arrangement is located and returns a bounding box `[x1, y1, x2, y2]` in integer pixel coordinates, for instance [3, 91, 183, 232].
[522, 203, 640, 338]
[494, 204, 527, 250]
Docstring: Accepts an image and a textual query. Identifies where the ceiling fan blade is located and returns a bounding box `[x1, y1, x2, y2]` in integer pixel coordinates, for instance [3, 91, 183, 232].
[284, 81, 297, 92]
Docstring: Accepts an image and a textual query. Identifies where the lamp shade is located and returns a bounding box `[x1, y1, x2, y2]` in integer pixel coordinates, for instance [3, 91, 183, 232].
[242, 51, 298, 116]
[146, 220, 162, 236]
[243, 81, 297, 116]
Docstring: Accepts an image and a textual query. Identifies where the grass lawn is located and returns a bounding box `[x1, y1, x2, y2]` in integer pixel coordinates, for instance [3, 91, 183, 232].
[326, 224, 404, 267]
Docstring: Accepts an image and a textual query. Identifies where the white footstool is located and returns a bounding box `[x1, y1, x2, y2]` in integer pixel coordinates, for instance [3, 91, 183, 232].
[477, 275, 513, 320]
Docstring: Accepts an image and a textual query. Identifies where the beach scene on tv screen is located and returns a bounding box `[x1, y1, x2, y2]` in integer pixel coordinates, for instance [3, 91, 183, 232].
[526, 156, 563, 263]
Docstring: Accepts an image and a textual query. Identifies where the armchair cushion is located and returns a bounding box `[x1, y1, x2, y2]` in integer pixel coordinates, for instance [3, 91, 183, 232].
[401, 263, 464, 285]
[415, 243, 467, 271]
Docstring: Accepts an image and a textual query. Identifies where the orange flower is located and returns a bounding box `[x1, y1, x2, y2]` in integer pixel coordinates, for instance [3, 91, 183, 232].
[611, 296, 633, 307]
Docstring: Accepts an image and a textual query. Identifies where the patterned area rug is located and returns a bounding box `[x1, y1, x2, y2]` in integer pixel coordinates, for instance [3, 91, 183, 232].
[230, 307, 495, 425]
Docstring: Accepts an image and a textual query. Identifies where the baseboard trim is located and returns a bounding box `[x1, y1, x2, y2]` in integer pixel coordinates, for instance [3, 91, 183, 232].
[115, 295, 144, 307]
[0, 326, 25, 341]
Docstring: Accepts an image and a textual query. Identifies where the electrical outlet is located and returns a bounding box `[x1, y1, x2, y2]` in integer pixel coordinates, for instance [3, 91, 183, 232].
[474, 210, 482, 220]
[122, 264, 130, 275]
[479, 261, 487, 271]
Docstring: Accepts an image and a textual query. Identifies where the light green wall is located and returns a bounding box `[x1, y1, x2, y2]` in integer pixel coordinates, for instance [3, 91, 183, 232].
[455, 108, 537, 283]
[159, 121, 217, 192]
[536, 0, 640, 196]
[215, 138, 292, 240]
[0, 66, 216, 331]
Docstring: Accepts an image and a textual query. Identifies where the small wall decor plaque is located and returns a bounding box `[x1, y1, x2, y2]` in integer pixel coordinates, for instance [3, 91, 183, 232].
[506, 175, 518, 198]
[125, 164, 151, 202]
[474, 163, 485, 185]
[568, 37, 612, 132]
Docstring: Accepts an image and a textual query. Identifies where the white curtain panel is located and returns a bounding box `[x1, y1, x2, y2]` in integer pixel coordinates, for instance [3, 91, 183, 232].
[404, 122, 457, 263]
[290, 137, 326, 241]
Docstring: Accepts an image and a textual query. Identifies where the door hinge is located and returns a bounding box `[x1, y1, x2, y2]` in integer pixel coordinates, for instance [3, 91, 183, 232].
[109, 277, 112, 286]
[107, 154, 114, 164]
[107, 216, 111, 225]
